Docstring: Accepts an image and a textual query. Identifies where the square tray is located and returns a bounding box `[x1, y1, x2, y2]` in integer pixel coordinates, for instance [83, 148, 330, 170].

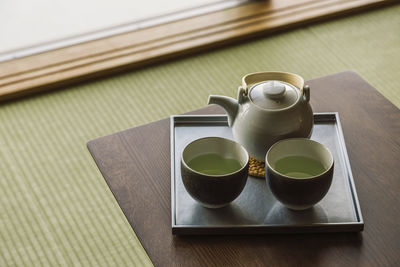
[170, 113, 364, 235]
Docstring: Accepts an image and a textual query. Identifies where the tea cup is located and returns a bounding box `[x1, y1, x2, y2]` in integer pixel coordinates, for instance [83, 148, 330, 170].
[265, 138, 334, 210]
[181, 137, 249, 208]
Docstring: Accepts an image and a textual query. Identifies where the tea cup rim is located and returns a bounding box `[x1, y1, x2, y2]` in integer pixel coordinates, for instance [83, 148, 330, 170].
[181, 136, 249, 178]
[265, 138, 334, 180]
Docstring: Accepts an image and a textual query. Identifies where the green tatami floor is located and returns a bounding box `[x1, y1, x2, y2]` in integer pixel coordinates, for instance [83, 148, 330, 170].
[0, 5, 399, 266]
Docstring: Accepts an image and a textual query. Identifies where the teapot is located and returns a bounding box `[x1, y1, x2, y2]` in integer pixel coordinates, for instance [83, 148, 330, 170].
[208, 71, 313, 161]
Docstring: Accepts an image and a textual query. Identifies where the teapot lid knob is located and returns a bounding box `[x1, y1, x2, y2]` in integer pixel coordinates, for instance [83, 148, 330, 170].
[263, 81, 286, 100]
[249, 80, 299, 110]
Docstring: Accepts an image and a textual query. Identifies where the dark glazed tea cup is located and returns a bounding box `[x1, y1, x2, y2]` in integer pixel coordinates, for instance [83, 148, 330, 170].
[266, 138, 334, 210]
[181, 137, 249, 208]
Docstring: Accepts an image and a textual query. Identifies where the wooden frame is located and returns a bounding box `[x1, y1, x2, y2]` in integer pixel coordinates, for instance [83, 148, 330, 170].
[0, 0, 396, 101]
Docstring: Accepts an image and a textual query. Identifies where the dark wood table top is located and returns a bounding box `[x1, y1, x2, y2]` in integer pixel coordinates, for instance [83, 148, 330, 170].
[88, 71, 400, 266]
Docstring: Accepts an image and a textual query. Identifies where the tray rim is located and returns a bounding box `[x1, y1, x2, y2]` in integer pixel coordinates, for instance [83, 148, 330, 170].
[170, 112, 364, 235]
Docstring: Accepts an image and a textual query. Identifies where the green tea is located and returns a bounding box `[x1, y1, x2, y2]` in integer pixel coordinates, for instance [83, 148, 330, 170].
[274, 155, 326, 178]
[187, 153, 242, 175]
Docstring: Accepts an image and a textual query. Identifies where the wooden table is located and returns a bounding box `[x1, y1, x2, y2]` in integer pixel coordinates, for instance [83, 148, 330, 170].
[88, 71, 400, 266]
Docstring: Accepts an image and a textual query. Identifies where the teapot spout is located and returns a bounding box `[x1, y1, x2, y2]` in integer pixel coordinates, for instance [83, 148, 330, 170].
[208, 95, 238, 127]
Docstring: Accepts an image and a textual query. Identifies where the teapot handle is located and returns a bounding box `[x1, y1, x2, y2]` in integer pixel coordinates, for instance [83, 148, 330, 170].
[242, 71, 304, 95]
[237, 86, 247, 104]
[303, 85, 310, 103]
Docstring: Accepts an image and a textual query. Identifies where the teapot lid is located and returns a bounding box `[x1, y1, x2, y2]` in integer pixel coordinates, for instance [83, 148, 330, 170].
[249, 80, 299, 110]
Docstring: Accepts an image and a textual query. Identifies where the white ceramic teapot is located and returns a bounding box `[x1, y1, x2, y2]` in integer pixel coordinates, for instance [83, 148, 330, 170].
[208, 71, 313, 161]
